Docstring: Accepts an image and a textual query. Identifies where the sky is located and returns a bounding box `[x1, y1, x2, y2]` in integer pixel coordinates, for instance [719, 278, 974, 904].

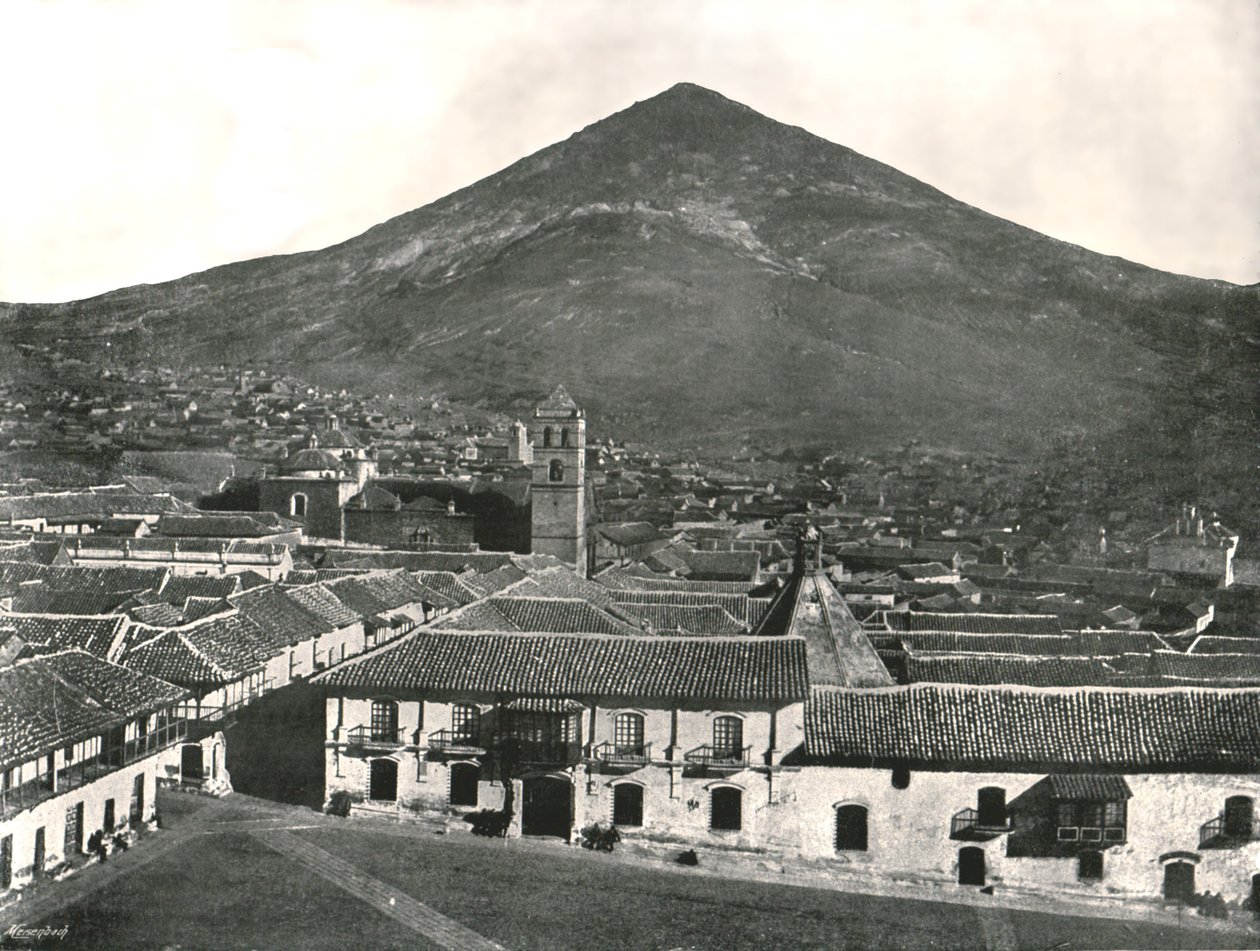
[1, 0, 1256, 303]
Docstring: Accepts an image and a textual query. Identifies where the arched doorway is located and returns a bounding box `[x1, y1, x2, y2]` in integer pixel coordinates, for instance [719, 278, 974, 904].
[449, 763, 479, 807]
[521, 776, 572, 839]
[1163, 861, 1195, 902]
[181, 745, 204, 783]
[369, 759, 398, 803]
[612, 784, 644, 827]
[959, 847, 986, 886]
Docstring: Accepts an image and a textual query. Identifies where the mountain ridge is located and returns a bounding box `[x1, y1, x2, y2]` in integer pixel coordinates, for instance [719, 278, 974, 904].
[1, 82, 1257, 519]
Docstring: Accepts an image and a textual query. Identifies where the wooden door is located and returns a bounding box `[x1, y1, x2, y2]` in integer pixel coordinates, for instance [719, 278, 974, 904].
[959, 847, 985, 886]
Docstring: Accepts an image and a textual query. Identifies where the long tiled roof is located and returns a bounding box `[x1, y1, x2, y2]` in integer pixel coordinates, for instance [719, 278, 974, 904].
[0, 492, 183, 521]
[120, 613, 272, 683]
[411, 571, 485, 607]
[0, 650, 188, 769]
[609, 590, 766, 625]
[323, 570, 431, 617]
[121, 630, 233, 686]
[904, 653, 1115, 687]
[314, 631, 809, 702]
[805, 684, 1260, 771]
[2, 613, 128, 658]
[323, 550, 514, 573]
[0, 563, 170, 593]
[1188, 636, 1260, 656]
[507, 566, 616, 608]
[1108, 651, 1260, 685]
[895, 631, 1165, 656]
[593, 566, 757, 594]
[155, 512, 298, 538]
[285, 585, 361, 629]
[158, 574, 242, 604]
[615, 603, 749, 636]
[434, 597, 642, 636]
[10, 588, 136, 616]
[883, 612, 1064, 636]
[127, 602, 188, 628]
[229, 586, 333, 646]
[462, 565, 529, 596]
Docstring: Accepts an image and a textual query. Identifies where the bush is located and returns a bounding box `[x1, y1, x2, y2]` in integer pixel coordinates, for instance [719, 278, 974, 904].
[326, 791, 354, 817]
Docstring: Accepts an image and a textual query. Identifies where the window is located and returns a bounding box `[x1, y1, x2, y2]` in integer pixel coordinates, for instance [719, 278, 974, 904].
[835, 805, 869, 851]
[1057, 800, 1126, 842]
[891, 767, 911, 790]
[710, 787, 742, 831]
[452, 704, 480, 744]
[560, 428, 571, 448]
[1078, 851, 1104, 881]
[542, 427, 553, 448]
[1224, 796, 1254, 837]
[103, 799, 115, 831]
[63, 743, 74, 764]
[549, 460, 564, 482]
[290, 493, 307, 517]
[614, 713, 644, 754]
[976, 787, 1006, 828]
[370, 700, 399, 743]
[713, 716, 743, 756]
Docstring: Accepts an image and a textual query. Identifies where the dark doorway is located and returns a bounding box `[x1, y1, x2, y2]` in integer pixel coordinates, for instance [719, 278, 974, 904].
[130, 774, 144, 823]
[103, 799, 115, 832]
[1250, 873, 1260, 914]
[449, 763, 479, 807]
[710, 787, 742, 831]
[1, 834, 10, 889]
[64, 801, 84, 857]
[1164, 861, 1196, 902]
[369, 759, 398, 802]
[835, 805, 869, 851]
[33, 828, 45, 878]
[182, 744, 204, 783]
[1078, 850, 1104, 881]
[522, 776, 572, 838]
[977, 787, 1006, 827]
[613, 784, 644, 827]
[959, 847, 986, 886]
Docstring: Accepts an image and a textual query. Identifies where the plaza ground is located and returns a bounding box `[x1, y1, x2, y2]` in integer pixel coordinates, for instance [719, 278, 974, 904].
[2, 791, 1257, 951]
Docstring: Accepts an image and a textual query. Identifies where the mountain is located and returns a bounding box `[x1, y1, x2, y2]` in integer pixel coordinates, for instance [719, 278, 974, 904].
[2, 83, 1257, 512]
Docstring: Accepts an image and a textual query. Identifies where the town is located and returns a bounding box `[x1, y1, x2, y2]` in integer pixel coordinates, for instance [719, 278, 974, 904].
[1, 354, 1259, 948]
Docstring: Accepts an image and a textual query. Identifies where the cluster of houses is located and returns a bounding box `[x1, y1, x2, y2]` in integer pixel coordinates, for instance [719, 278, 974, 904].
[2, 389, 1260, 916]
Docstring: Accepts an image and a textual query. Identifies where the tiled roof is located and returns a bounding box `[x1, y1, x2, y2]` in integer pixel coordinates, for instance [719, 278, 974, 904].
[10, 588, 136, 616]
[615, 603, 749, 636]
[1188, 636, 1260, 656]
[285, 569, 368, 585]
[315, 631, 809, 702]
[411, 571, 484, 607]
[535, 384, 579, 413]
[904, 653, 1115, 687]
[805, 684, 1260, 771]
[434, 597, 642, 636]
[323, 550, 513, 573]
[181, 597, 234, 623]
[596, 522, 668, 547]
[1108, 651, 1260, 685]
[0, 650, 188, 769]
[128, 603, 188, 627]
[897, 631, 1165, 657]
[609, 590, 763, 625]
[229, 586, 333, 646]
[159, 574, 242, 604]
[0, 563, 169, 593]
[155, 512, 298, 538]
[323, 570, 431, 617]
[462, 565, 528, 596]
[122, 629, 233, 686]
[1048, 774, 1132, 800]
[593, 567, 755, 594]
[510, 566, 616, 608]
[0, 614, 127, 658]
[285, 585, 361, 629]
[0, 492, 183, 521]
[121, 613, 272, 682]
[883, 612, 1063, 636]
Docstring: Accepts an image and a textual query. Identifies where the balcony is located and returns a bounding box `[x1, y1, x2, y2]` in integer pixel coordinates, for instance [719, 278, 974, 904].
[1057, 824, 1127, 847]
[345, 726, 410, 750]
[683, 745, 751, 772]
[427, 729, 485, 756]
[591, 742, 653, 768]
[1199, 816, 1260, 849]
[509, 739, 583, 767]
[950, 808, 1013, 840]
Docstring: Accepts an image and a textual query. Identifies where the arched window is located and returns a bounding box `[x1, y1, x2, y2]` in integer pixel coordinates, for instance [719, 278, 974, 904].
[1225, 795, 1254, 837]
[549, 460, 564, 482]
[891, 767, 911, 790]
[290, 493, 307, 517]
[613, 713, 645, 756]
[710, 786, 742, 831]
[560, 428, 571, 447]
[542, 426, 553, 448]
[370, 699, 398, 743]
[451, 704, 480, 744]
[835, 804, 868, 851]
[712, 716, 743, 756]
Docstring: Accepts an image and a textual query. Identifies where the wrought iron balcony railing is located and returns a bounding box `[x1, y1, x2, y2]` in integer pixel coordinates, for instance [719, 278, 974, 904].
[592, 741, 652, 766]
[950, 808, 1012, 840]
[346, 726, 410, 749]
[683, 745, 751, 770]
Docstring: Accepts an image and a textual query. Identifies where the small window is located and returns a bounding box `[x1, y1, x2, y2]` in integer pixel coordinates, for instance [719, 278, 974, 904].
[1078, 851, 1104, 881]
[1225, 796, 1254, 837]
[290, 493, 307, 517]
[891, 767, 910, 790]
[977, 787, 1006, 828]
[835, 805, 869, 851]
[710, 787, 742, 831]
[542, 427, 553, 448]
[560, 428, 571, 447]
[713, 716, 743, 756]
[549, 460, 564, 482]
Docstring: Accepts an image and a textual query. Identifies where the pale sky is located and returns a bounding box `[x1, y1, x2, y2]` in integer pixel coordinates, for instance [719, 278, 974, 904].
[1, 0, 1257, 303]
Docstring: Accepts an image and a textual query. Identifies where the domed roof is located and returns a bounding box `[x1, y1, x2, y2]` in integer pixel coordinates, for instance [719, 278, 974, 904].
[282, 448, 347, 473]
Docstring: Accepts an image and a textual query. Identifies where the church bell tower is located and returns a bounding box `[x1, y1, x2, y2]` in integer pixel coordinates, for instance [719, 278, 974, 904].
[529, 385, 587, 575]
